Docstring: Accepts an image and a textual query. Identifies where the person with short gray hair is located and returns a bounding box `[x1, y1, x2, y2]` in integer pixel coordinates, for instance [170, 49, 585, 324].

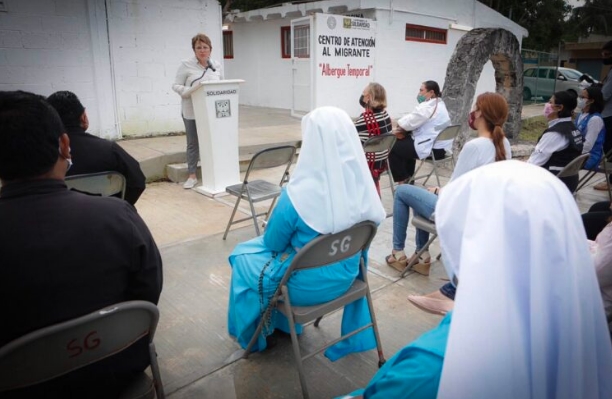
[172, 33, 224, 189]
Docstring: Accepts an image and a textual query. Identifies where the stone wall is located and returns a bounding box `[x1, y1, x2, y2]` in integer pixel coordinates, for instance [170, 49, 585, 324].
[442, 28, 523, 151]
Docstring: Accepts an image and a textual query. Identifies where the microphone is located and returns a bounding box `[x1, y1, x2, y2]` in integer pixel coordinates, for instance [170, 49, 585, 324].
[207, 59, 216, 72]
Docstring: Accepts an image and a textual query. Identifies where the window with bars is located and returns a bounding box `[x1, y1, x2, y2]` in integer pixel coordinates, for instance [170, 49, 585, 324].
[223, 31, 234, 59]
[281, 26, 291, 58]
[405, 24, 447, 44]
[293, 24, 310, 58]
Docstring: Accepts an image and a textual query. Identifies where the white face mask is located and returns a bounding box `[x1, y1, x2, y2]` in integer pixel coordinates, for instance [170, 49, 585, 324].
[577, 97, 587, 110]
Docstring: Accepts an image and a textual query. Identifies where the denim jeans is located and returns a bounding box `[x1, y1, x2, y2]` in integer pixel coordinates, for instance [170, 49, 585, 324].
[439, 282, 456, 300]
[392, 184, 438, 251]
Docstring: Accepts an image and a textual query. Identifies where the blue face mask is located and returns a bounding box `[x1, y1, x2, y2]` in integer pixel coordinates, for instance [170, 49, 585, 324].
[416, 94, 427, 103]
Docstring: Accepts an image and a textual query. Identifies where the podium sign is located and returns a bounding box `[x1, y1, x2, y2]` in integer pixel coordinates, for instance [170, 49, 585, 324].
[185, 79, 244, 197]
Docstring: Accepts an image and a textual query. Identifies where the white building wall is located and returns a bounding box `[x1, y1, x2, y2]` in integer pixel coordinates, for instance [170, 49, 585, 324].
[0, 0, 223, 138]
[226, 0, 526, 120]
[224, 19, 292, 109]
[107, 0, 223, 137]
[0, 0, 105, 134]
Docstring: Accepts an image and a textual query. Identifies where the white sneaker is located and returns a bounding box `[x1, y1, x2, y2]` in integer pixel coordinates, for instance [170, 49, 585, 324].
[183, 177, 198, 189]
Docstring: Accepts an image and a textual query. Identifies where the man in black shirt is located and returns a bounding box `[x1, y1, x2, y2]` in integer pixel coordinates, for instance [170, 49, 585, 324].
[47, 90, 146, 205]
[0, 91, 163, 398]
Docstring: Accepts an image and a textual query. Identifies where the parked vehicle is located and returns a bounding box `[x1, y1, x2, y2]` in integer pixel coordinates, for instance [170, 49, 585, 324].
[523, 67, 585, 101]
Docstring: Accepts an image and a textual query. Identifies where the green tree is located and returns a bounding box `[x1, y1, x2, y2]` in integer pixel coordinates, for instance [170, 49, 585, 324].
[567, 0, 612, 38]
[483, 0, 573, 51]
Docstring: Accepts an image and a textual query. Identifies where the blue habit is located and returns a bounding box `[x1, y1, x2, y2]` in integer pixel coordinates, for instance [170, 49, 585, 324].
[340, 313, 451, 399]
[227, 189, 376, 360]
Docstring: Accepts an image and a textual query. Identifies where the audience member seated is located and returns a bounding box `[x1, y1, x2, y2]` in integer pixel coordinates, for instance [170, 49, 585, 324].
[227, 106, 385, 360]
[576, 86, 606, 170]
[0, 91, 163, 399]
[388, 80, 451, 184]
[339, 161, 612, 399]
[47, 90, 146, 205]
[355, 82, 393, 196]
[527, 90, 584, 192]
[386, 92, 511, 279]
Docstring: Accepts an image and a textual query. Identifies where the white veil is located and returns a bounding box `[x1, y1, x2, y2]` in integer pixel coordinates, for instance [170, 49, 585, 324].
[287, 106, 386, 234]
[436, 160, 612, 399]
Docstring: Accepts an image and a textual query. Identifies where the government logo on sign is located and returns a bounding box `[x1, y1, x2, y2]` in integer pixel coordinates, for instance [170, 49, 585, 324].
[343, 18, 352, 29]
[327, 16, 336, 29]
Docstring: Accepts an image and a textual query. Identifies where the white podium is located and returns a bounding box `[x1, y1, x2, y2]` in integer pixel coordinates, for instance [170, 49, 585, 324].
[185, 79, 244, 197]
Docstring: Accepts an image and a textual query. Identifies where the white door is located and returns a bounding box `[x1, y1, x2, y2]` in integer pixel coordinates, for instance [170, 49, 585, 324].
[291, 16, 313, 117]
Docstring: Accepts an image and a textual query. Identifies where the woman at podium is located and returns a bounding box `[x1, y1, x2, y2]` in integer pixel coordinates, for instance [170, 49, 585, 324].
[172, 33, 224, 189]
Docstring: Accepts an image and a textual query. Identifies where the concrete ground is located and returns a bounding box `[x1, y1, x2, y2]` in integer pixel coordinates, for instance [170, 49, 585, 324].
[123, 104, 606, 399]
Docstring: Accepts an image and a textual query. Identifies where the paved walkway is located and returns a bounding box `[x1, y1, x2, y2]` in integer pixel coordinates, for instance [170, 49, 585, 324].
[123, 103, 607, 398]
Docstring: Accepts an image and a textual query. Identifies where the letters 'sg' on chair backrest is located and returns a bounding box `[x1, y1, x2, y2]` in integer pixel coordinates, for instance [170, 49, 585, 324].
[65, 171, 127, 199]
[410, 124, 460, 187]
[363, 133, 397, 198]
[0, 301, 165, 399]
[223, 145, 297, 239]
[283, 221, 377, 277]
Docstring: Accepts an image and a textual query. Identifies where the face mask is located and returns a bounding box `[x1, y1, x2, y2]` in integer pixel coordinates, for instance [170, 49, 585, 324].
[577, 98, 587, 110]
[468, 111, 477, 130]
[66, 157, 73, 172]
[543, 103, 558, 118]
[416, 94, 427, 103]
[359, 95, 367, 108]
[603, 57, 612, 65]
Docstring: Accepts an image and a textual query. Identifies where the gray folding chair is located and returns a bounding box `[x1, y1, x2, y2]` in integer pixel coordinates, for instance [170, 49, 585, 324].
[401, 215, 442, 278]
[65, 171, 127, 199]
[0, 301, 165, 399]
[223, 145, 296, 239]
[362, 133, 397, 197]
[242, 221, 385, 399]
[410, 125, 460, 186]
[556, 153, 590, 194]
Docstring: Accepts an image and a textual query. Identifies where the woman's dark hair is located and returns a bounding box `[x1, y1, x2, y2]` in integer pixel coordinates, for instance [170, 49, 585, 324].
[602, 40, 612, 52]
[552, 90, 577, 118]
[47, 90, 85, 128]
[0, 91, 65, 181]
[584, 86, 604, 114]
[423, 80, 441, 98]
[475, 92, 508, 162]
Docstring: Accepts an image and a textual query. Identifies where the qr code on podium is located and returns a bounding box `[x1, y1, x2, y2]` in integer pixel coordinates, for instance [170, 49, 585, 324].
[215, 100, 231, 118]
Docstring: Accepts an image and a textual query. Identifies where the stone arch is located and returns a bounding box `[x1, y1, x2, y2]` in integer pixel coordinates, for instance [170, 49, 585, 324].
[442, 28, 523, 152]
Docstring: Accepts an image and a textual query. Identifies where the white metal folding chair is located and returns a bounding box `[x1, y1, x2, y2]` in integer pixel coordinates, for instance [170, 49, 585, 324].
[242, 221, 385, 399]
[410, 125, 461, 186]
[556, 153, 590, 194]
[223, 145, 296, 239]
[0, 301, 165, 399]
[65, 171, 127, 199]
[362, 133, 397, 198]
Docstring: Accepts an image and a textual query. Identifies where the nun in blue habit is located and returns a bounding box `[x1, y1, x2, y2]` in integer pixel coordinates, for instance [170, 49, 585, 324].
[227, 106, 386, 360]
[339, 161, 612, 399]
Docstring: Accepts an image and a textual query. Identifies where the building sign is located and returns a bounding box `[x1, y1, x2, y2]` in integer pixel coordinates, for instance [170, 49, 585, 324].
[314, 13, 376, 115]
